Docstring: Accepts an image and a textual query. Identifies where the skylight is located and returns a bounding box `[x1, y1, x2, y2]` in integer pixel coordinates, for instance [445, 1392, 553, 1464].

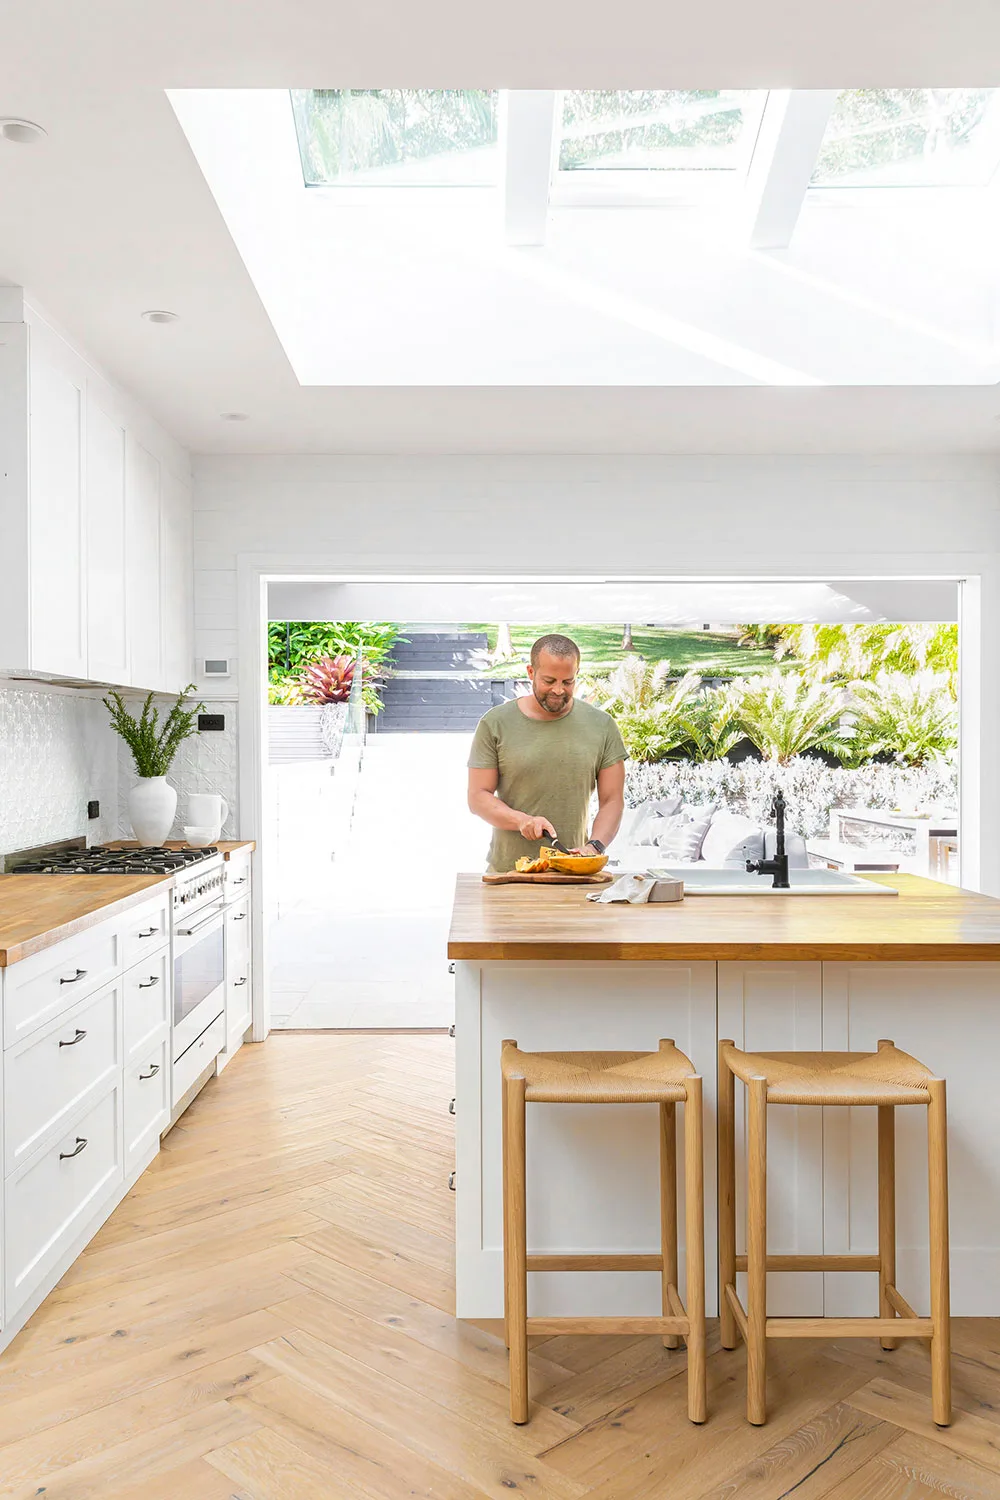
[290, 89, 499, 186]
[557, 90, 767, 175]
[811, 89, 1000, 188]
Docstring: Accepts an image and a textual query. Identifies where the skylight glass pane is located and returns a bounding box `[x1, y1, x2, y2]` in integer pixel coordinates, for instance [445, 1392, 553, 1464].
[558, 90, 765, 173]
[291, 89, 499, 186]
[812, 89, 1000, 187]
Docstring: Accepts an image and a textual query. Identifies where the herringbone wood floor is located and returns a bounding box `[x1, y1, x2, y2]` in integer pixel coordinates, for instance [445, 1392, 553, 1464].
[1, 1033, 998, 1499]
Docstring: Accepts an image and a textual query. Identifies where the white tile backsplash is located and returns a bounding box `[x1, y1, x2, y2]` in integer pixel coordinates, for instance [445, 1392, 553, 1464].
[116, 699, 239, 840]
[0, 686, 119, 854]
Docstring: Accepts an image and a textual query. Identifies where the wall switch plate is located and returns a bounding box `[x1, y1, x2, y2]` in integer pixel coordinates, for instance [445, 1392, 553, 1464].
[87, 800, 100, 820]
[198, 713, 225, 732]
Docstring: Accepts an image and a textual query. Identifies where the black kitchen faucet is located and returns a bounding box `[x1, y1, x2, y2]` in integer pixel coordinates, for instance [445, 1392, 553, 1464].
[746, 790, 790, 889]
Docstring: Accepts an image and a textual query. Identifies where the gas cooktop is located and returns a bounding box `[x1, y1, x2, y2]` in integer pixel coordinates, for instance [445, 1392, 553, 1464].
[8, 845, 219, 876]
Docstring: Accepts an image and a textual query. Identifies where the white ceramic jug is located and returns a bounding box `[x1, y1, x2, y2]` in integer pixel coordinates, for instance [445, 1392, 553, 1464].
[187, 792, 229, 837]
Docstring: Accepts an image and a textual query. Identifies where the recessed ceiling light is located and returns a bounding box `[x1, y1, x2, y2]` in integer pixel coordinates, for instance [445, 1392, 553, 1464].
[220, 412, 249, 421]
[0, 119, 46, 145]
[141, 309, 179, 324]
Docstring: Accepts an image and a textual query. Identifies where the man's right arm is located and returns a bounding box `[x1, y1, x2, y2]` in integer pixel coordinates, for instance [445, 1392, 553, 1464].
[467, 767, 556, 842]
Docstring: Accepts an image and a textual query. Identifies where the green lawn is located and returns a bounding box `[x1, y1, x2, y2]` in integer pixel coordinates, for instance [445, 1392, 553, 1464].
[463, 625, 785, 679]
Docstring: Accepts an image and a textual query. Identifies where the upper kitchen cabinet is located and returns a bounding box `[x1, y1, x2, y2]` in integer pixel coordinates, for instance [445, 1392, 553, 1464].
[0, 301, 192, 692]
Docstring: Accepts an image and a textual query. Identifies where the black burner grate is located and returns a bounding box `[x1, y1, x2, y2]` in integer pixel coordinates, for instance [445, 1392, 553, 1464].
[11, 846, 219, 876]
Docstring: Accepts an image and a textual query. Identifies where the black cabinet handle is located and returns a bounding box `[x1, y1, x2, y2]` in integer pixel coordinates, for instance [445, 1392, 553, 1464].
[138, 927, 158, 938]
[448, 1023, 455, 1039]
[58, 1028, 87, 1048]
[234, 976, 247, 986]
[448, 1098, 456, 1116]
[232, 912, 247, 921]
[139, 1063, 160, 1081]
[59, 968, 87, 985]
[138, 976, 160, 988]
[60, 1136, 88, 1160]
[448, 1171, 456, 1192]
[233, 876, 247, 885]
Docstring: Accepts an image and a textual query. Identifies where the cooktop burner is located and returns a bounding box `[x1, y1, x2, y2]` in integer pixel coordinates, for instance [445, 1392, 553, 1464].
[10, 845, 219, 876]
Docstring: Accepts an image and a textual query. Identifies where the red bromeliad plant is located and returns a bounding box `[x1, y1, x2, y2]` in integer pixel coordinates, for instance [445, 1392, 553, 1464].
[300, 654, 356, 704]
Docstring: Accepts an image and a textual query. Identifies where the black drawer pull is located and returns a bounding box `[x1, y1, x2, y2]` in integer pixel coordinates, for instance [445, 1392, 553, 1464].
[137, 927, 158, 938]
[234, 976, 248, 986]
[58, 1028, 87, 1048]
[60, 1136, 88, 1160]
[59, 968, 87, 985]
[448, 1171, 456, 1192]
[448, 1023, 455, 1039]
[233, 876, 247, 885]
[139, 1063, 160, 1081]
[138, 976, 160, 988]
[232, 912, 247, 921]
[448, 1098, 456, 1116]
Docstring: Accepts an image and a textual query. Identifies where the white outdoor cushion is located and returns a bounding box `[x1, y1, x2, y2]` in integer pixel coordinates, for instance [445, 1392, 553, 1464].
[654, 813, 713, 862]
[700, 811, 764, 868]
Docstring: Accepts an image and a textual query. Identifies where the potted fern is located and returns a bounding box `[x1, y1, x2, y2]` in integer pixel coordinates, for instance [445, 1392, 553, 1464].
[103, 685, 204, 846]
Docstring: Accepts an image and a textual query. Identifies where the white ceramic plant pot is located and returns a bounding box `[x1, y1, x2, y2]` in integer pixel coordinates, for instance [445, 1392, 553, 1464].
[129, 776, 177, 847]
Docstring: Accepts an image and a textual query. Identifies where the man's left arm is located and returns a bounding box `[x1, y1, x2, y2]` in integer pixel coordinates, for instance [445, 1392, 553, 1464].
[583, 760, 625, 853]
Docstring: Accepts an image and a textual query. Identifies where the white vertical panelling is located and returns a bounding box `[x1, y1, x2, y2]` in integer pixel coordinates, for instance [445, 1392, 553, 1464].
[718, 961, 824, 1315]
[86, 397, 129, 685]
[126, 440, 162, 691]
[160, 465, 194, 693]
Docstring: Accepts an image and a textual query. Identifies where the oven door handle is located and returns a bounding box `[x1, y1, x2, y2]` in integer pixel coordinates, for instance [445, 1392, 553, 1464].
[174, 906, 224, 938]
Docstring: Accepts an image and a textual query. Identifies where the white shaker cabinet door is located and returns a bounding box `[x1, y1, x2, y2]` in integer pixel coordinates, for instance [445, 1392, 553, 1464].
[86, 395, 129, 685]
[126, 438, 162, 690]
[27, 325, 87, 679]
[159, 465, 193, 692]
[718, 961, 824, 1316]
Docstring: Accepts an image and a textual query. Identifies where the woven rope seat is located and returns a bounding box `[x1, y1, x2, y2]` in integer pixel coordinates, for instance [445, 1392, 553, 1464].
[720, 1042, 934, 1106]
[500, 1041, 695, 1103]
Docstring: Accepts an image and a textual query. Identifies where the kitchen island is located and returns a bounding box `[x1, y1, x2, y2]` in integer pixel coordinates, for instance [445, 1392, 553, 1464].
[448, 873, 1000, 1321]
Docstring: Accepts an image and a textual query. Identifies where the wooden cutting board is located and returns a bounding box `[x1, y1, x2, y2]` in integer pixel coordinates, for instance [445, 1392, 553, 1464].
[482, 871, 614, 886]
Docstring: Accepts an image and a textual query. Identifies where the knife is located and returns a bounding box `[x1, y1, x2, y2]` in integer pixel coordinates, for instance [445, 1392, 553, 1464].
[548, 836, 574, 854]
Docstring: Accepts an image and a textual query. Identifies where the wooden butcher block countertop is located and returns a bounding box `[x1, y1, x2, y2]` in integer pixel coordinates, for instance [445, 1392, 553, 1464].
[0, 874, 172, 967]
[448, 873, 1000, 962]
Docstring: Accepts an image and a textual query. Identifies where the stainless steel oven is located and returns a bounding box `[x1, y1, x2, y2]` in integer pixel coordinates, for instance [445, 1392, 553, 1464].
[172, 899, 225, 1061]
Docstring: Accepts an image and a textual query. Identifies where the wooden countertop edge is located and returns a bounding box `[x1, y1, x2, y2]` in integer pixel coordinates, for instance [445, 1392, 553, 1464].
[447, 940, 1000, 961]
[0, 877, 174, 968]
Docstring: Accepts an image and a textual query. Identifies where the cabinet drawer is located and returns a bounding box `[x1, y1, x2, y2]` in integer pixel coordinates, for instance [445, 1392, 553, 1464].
[225, 898, 250, 961]
[123, 947, 170, 1063]
[227, 963, 252, 1044]
[224, 853, 251, 902]
[173, 1012, 226, 1106]
[6, 1085, 122, 1317]
[5, 981, 121, 1175]
[125, 1038, 169, 1171]
[119, 892, 170, 970]
[5, 922, 120, 1049]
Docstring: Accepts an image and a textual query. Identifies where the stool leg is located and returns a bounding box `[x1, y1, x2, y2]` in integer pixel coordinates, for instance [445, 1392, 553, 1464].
[501, 1068, 510, 1350]
[684, 1075, 707, 1423]
[877, 1103, 897, 1351]
[927, 1079, 952, 1427]
[746, 1075, 768, 1426]
[659, 1099, 680, 1349]
[718, 1040, 738, 1350]
[504, 1074, 529, 1424]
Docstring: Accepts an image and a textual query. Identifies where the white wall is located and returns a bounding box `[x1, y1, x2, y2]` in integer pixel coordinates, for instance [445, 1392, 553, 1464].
[192, 452, 1000, 886]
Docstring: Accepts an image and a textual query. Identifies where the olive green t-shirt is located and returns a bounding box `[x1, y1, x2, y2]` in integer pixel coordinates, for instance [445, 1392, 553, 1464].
[469, 698, 626, 872]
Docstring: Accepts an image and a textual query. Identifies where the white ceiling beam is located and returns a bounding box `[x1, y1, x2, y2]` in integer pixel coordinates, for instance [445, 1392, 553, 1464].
[744, 89, 839, 249]
[502, 90, 558, 246]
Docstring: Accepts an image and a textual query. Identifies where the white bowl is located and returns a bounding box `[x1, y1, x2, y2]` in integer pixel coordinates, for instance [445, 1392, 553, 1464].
[183, 825, 217, 848]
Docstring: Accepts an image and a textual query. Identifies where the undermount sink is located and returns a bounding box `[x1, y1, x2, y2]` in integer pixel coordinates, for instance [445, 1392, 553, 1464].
[643, 866, 898, 896]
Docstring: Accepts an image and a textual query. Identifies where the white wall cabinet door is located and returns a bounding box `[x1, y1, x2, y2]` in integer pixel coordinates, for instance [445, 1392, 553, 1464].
[27, 325, 87, 678]
[86, 396, 129, 685]
[160, 465, 193, 692]
[718, 961, 825, 1316]
[126, 438, 162, 690]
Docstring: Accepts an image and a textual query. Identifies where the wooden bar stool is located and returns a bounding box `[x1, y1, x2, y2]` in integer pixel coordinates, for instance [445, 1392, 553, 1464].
[718, 1037, 951, 1427]
[501, 1037, 706, 1425]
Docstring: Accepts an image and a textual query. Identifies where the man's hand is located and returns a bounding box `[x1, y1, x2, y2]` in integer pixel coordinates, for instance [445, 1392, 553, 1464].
[517, 814, 557, 842]
[571, 842, 601, 856]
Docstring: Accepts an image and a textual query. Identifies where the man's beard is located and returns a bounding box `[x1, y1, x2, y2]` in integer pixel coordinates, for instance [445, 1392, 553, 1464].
[535, 686, 569, 715]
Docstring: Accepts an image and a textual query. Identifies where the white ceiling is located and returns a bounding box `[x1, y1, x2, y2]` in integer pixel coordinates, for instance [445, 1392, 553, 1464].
[3, 1, 1000, 453]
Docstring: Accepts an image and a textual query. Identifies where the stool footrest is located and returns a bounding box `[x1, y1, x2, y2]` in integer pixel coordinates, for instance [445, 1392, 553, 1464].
[526, 1316, 689, 1337]
[766, 1316, 933, 1338]
[734, 1254, 881, 1273]
[526, 1254, 663, 1273]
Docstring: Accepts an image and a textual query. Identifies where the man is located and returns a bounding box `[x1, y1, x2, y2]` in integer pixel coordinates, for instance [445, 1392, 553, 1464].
[468, 633, 626, 872]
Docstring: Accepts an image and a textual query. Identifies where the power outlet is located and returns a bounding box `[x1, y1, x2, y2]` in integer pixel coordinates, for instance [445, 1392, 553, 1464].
[198, 713, 225, 732]
[87, 800, 100, 820]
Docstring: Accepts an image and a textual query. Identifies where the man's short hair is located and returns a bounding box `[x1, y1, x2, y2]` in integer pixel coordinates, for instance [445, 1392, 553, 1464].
[530, 633, 581, 668]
